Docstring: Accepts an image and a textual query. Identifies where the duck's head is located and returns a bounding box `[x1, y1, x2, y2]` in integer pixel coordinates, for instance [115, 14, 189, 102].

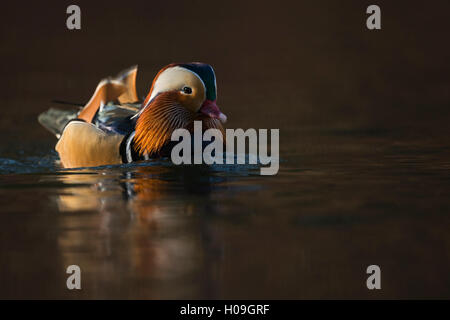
[134, 62, 227, 156]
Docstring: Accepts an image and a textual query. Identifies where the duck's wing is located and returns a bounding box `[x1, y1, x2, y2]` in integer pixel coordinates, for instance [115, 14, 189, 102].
[38, 66, 141, 137]
[74, 65, 140, 123]
[78, 65, 139, 123]
[115, 65, 139, 104]
[77, 78, 127, 123]
[94, 103, 140, 135]
[55, 120, 124, 168]
[39, 66, 143, 168]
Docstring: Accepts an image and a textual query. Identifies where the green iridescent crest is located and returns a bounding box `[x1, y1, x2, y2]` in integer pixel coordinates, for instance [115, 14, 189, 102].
[181, 63, 217, 101]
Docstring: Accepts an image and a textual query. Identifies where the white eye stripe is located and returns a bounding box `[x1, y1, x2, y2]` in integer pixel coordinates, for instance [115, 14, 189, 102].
[149, 66, 205, 101]
[132, 66, 205, 120]
[210, 65, 218, 97]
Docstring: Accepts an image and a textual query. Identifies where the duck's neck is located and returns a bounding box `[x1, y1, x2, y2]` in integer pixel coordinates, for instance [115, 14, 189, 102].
[133, 95, 193, 156]
[132, 100, 225, 158]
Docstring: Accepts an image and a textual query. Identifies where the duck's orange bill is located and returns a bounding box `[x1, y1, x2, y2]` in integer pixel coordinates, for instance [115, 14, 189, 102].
[200, 100, 227, 123]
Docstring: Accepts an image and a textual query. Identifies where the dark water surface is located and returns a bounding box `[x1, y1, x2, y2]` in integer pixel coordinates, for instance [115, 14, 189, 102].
[1, 0, 450, 299]
[2, 127, 450, 299]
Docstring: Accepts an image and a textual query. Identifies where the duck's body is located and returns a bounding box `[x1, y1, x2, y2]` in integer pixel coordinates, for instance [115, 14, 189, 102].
[39, 63, 227, 168]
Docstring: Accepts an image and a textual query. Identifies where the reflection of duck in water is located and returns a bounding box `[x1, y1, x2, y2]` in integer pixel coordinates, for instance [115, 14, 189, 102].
[54, 166, 221, 293]
[39, 63, 227, 168]
[54, 164, 220, 217]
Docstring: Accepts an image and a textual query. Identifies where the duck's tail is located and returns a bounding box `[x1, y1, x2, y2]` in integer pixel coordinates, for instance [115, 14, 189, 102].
[38, 66, 140, 137]
[38, 107, 79, 138]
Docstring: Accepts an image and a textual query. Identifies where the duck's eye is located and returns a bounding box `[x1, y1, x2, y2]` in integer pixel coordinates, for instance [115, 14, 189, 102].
[182, 86, 192, 94]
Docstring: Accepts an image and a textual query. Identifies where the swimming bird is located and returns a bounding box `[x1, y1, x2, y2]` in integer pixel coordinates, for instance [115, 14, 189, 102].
[38, 63, 227, 168]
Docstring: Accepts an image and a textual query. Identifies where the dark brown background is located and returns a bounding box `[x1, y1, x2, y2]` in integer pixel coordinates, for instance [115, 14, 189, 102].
[1, 0, 449, 137]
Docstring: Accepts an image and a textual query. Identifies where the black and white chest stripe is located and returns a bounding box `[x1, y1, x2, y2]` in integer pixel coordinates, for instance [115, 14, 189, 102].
[119, 131, 149, 163]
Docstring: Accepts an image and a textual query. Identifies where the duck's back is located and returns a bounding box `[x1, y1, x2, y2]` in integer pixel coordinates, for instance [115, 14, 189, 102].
[94, 103, 139, 135]
[38, 103, 139, 138]
[40, 65, 139, 139]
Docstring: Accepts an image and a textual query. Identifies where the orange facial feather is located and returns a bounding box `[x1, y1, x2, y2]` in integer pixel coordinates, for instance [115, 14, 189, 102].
[134, 91, 225, 156]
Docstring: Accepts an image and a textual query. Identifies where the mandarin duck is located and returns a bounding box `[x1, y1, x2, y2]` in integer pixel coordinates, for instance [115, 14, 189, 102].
[38, 63, 227, 168]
